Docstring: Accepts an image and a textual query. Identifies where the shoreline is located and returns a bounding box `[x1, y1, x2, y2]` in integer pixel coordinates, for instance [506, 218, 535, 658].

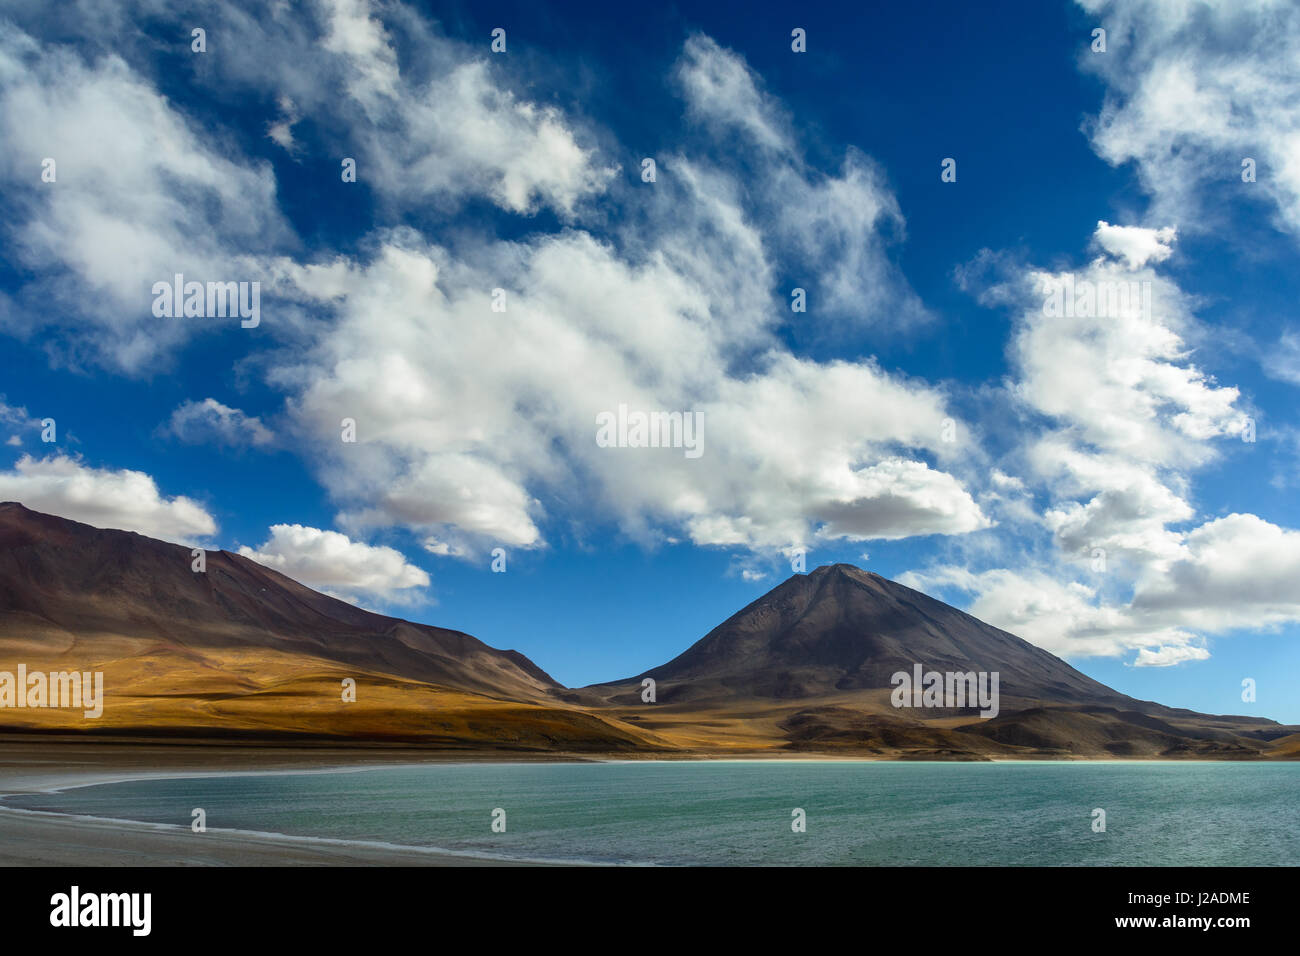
[2, 740, 1292, 867]
[0, 743, 602, 867]
[0, 740, 605, 866]
[0, 736, 1280, 797]
[0, 805, 574, 867]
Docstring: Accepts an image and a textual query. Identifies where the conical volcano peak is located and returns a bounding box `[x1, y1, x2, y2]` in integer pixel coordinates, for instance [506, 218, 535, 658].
[808, 562, 865, 574]
[792, 562, 890, 598]
[806, 562, 878, 582]
[615, 559, 1129, 708]
[1, 504, 1286, 758]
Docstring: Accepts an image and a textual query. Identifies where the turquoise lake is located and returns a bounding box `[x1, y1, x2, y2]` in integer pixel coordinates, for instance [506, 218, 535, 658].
[6, 760, 1297, 866]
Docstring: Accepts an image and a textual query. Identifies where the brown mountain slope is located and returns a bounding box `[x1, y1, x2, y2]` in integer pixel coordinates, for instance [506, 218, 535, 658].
[584, 564, 1299, 758]
[0, 502, 662, 751]
[592, 564, 1127, 709]
[0, 502, 555, 701]
[1, 506, 1293, 757]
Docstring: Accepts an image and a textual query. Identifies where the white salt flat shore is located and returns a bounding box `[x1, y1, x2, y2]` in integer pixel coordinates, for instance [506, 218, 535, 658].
[0, 808, 550, 866]
[0, 738, 580, 866]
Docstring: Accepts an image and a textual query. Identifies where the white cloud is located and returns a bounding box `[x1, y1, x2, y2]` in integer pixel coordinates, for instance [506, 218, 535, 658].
[989, 469, 1025, 492]
[3, 0, 618, 218]
[422, 537, 465, 558]
[675, 33, 790, 152]
[672, 34, 926, 333]
[244, 31, 966, 556]
[0, 11, 982, 560]
[0, 0, 615, 376]
[264, 0, 616, 217]
[267, 95, 300, 153]
[1131, 513, 1300, 631]
[0, 454, 216, 543]
[0, 399, 30, 424]
[237, 523, 430, 603]
[1020, 255, 1243, 468]
[1261, 329, 1300, 386]
[1079, 0, 1300, 237]
[1013, 233, 1246, 574]
[1093, 221, 1176, 269]
[1133, 645, 1211, 667]
[165, 398, 274, 447]
[905, 221, 1295, 666]
[900, 565, 1204, 664]
[271, 231, 984, 556]
[0, 399, 37, 441]
[1031, 440, 1193, 570]
[907, 511, 1300, 666]
[0, 23, 291, 371]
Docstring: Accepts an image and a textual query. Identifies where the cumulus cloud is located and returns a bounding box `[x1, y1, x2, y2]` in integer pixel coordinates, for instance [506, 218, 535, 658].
[229, 0, 616, 217]
[904, 222, 1290, 666]
[237, 523, 430, 603]
[0, 454, 216, 543]
[1092, 221, 1177, 269]
[1133, 645, 1211, 667]
[1131, 514, 1300, 631]
[0, 22, 291, 371]
[1012, 225, 1246, 579]
[235, 28, 967, 557]
[908, 511, 1300, 666]
[1079, 0, 1300, 237]
[1020, 246, 1243, 470]
[165, 399, 274, 448]
[0, 4, 974, 560]
[0, 0, 619, 377]
[899, 565, 1199, 661]
[270, 228, 983, 556]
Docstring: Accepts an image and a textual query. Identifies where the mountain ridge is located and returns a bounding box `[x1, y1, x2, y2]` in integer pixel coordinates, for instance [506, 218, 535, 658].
[0, 501, 558, 700]
[1, 502, 1294, 758]
[595, 562, 1129, 709]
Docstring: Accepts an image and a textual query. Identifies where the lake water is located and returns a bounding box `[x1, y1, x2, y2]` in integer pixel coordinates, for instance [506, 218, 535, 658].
[6, 760, 1297, 866]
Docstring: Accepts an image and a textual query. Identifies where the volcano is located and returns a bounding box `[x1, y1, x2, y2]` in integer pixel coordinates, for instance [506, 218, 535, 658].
[605, 563, 1126, 707]
[0, 503, 1293, 758]
[583, 564, 1297, 758]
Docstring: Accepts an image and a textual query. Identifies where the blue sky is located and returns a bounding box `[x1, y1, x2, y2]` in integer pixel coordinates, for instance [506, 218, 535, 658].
[2, 0, 1299, 722]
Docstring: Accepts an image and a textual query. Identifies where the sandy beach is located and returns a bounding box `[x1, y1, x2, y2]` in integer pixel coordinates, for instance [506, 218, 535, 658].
[0, 737, 576, 866]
